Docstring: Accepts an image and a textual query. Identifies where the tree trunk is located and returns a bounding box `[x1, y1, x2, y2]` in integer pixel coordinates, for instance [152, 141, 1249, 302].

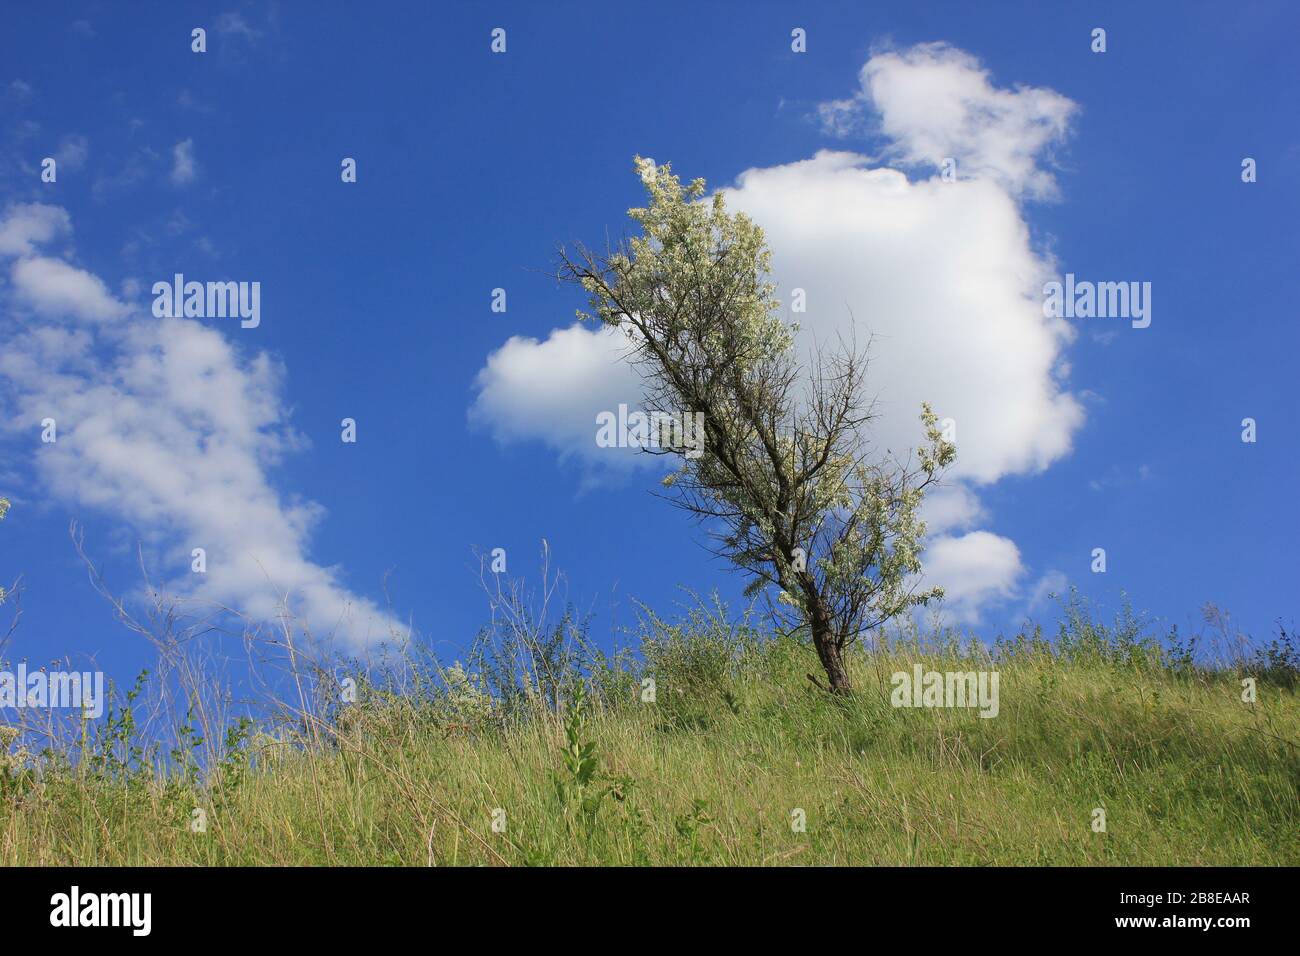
[810, 610, 853, 695]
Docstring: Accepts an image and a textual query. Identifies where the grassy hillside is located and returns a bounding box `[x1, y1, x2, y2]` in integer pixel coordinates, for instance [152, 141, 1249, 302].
[1, 596, 1297, 866]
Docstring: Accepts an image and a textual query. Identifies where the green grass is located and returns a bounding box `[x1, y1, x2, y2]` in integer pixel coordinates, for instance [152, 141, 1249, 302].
[1, 597, 1297, 866]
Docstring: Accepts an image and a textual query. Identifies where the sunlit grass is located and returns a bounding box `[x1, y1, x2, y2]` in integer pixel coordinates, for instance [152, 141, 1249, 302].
[3, 603, 1295, 866]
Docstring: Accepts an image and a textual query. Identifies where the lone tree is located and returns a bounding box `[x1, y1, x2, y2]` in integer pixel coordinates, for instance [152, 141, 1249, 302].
[559, 158, 954, 694]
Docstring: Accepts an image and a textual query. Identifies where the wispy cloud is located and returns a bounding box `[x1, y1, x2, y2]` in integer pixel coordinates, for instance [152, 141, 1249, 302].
[170, 139, 197, 186]
[55, 134, 88, 171]
[1026, 569, 1069, 615]
[215, 11, 261, 41]
[0, 203, 404, 648]
[4, 80, 34, 107]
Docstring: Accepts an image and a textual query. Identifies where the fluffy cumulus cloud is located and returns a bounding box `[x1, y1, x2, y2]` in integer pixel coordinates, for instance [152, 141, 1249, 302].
[819, 42, 1077, 200]
[717, 150, 1081, 485]
[12, 255, 127, 322]
[469, 323, 644, 472]
[0, 201, 71, 256]
[919, 531, 1030, 624]
[470, 43, 1084, 624]
[0, 203, 402, 649]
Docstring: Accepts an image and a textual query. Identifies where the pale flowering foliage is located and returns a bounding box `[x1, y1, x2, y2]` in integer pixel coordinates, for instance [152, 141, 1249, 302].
[0, 725, 30, 781]
[439, 662, 497, 725]
[559, 158, 955, 693]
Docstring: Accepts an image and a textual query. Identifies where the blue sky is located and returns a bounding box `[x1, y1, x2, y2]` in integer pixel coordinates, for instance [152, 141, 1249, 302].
[1, 1, 1296, 691]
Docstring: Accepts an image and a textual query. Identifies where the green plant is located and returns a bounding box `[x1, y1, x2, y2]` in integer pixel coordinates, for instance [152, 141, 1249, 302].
[86, 670, 152, 784]
[552, 684, 608, 827]
[215, 716, 254, 796]
[673, 799, 713, 863]
[1248, 621, 1300, 689]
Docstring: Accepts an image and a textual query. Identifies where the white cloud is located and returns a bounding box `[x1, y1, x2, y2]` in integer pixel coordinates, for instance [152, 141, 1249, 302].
[820, 42, 1077, 200]
[919, 484, 988, 536]
[0, 205, 402, 649]
[469, 322, 646, 472]
[719, 151, 1082, 487]
[170, 139, 197, 186]
[11, 256, 127, 322]
[0, 202, 70, 256]
[470, 43, 1084, 620]
[921, 531, 1024, 624]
